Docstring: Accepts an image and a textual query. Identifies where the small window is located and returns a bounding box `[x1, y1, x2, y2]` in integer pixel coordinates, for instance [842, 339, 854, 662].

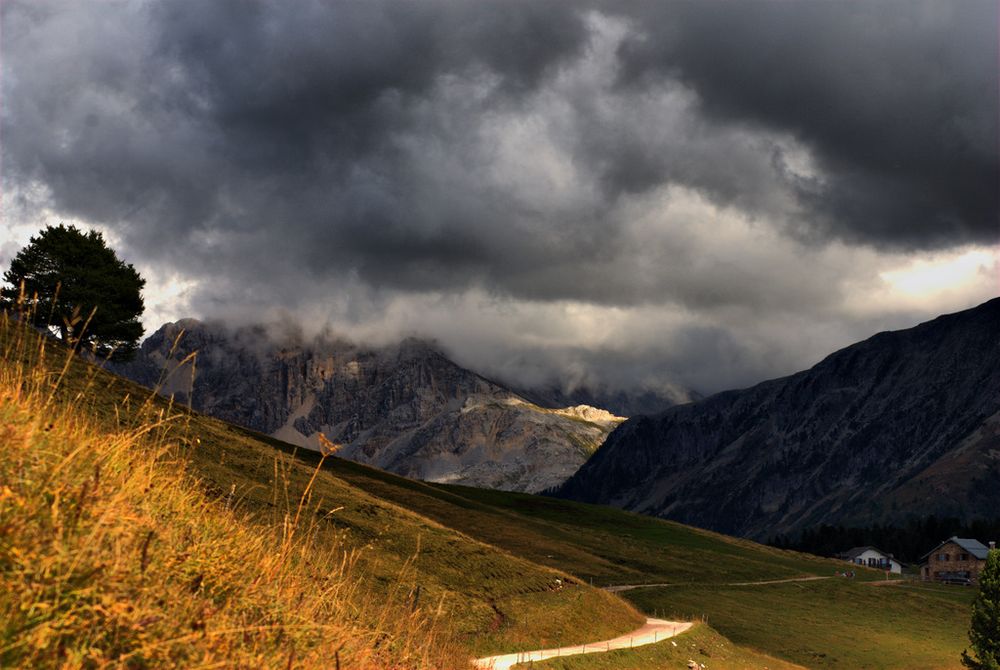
[960, 553, 969, 561]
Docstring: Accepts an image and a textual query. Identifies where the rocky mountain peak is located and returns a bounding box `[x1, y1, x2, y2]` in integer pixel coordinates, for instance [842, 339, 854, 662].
[115, 319, 624, 493]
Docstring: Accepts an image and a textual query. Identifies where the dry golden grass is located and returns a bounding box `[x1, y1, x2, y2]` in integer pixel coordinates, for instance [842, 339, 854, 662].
[0, 316, 468, 669]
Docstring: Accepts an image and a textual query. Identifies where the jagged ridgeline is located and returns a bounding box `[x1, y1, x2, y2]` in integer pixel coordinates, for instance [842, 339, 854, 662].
[114, 319, 637, 493]
[557, 297, 1000, 538]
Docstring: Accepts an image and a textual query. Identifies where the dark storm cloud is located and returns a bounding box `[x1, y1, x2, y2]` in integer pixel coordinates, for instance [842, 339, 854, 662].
[147, 0, 587, 166]
[1, 0, 997, 396]
[1, 0, 586, 222]
[2, 0, 615, 302]
[613, 1, 999, 249]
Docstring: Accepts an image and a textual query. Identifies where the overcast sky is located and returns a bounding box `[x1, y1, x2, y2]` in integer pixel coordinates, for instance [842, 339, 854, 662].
[2, 0, 998, 395]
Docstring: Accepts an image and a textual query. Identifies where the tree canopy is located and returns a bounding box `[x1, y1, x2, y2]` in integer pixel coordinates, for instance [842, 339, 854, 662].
[1, 224, 145, 360]
[964, 549, 1000, 669]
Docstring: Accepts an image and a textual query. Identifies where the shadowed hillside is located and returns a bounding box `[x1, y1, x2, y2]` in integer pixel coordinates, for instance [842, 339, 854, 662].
[558, 298, 1000, 538]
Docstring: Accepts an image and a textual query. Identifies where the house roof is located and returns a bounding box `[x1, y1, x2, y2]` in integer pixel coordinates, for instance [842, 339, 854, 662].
[921, 536, 991, 561]
[840, 546, 891, 560]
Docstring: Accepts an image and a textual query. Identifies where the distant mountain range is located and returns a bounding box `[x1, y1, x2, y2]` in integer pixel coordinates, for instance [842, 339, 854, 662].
[556, 298, 1000, 539]
[116, 319, 648, 493]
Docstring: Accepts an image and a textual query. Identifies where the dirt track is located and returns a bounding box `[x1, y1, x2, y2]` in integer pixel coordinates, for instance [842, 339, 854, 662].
[473, 617, 692, 670]
[604, 575, 831, 592]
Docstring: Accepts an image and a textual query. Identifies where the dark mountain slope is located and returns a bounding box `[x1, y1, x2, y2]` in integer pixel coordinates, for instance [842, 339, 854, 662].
[556, 298, 1000, 538]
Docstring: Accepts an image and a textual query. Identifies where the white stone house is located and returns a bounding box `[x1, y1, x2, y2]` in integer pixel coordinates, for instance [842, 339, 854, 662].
[838, 546, 903, 574]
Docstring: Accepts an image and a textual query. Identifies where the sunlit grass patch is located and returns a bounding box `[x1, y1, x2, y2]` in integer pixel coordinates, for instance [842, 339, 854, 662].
[0, 317, 464, 668]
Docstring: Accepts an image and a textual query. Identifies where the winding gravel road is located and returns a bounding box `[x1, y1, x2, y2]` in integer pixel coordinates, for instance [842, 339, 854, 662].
[473, 618, 692, 670]
[473, 577, 832, 668]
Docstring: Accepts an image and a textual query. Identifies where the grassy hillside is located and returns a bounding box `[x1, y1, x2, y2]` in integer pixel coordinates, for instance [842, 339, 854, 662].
[624, 580, 973, 670]
[327, 475, 854, 586]
[519, 580, 973, 670]
[1, 316, 976, 669]
[0, 323, 467, 667]
[514, 623, 807, 670]
[0, 316, 645, 666]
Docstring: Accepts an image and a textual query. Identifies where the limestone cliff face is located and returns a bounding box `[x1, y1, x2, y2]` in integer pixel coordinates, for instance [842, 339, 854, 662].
[118, 320, 622, 493]
[557, 298, 1000, 538]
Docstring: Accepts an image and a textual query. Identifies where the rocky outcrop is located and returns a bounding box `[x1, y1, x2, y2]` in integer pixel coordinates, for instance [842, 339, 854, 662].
[556, 298, 1000, 538]
[117, 320, 623, 493]
[514, 383, 697, 417]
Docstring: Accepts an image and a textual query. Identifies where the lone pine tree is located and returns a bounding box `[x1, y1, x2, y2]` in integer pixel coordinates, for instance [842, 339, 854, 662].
[1, 224, 145, 360]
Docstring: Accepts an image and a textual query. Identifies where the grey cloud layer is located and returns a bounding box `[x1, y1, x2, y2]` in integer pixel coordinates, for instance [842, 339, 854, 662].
[2, 0, 997, 392]
[614, 1, 999, 249]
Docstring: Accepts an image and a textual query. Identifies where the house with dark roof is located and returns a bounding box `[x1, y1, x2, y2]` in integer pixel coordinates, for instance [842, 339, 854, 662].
[837, 546, 903, 574]
[920, 537, 995, 584]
